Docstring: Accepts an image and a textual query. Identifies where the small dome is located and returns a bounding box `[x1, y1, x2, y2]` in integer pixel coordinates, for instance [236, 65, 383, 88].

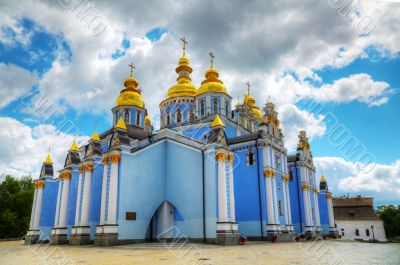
[144, 115, 151, 125]
[116, 76, 145, 108]
[196, 67, 229, 96]
[252, 107, 262, 119]
[166, 55, 196, 99]
[244, 94, 256, 107]
[116, 90, 145, 108]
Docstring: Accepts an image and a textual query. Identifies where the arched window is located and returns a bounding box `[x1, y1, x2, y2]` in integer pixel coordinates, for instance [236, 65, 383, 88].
[125, 111, 130, 124]
[225, 102, 229, 116]
[200, 100, 205, 116]
[213, 99, 218, 114]
[166, 113, 171, 125]
[366, 229, 370, 237]
[177, 109, 182, 123]
[355, 229, 359, 236]
[189, 110, 194, 122]
[136, 111, 141, 126]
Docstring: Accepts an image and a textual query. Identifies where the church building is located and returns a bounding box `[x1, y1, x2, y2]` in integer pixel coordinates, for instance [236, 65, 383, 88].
[25, 39, 338, 246]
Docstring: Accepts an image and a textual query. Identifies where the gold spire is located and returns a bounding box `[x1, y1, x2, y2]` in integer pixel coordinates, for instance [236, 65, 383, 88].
[91, 131, 100, 141]
[320, 175, 326, 182]
[115, 63, 145, 108]
[70, 138, 79, 152]
[115, 117, 127, 130]
[211, 114, 225, 128]
[209, 51, 215, 68]
[180, 36, 188, 56]
[44, 153, 53, 164]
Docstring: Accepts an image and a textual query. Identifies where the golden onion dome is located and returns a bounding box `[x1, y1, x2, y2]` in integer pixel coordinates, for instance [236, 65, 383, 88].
[244, 93, 256, 107]
[196, 67, 229, 96]
[252, 106, 262, 119]
[166, 55, 197, 99]
[116, 75, 145, 108]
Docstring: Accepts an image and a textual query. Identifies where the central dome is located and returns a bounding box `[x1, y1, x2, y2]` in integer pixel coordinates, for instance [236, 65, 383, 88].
[166, 55, 197, 99]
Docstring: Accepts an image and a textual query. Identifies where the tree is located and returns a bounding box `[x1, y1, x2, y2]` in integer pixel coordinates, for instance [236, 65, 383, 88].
[377, 205, 400, 240]
[0, 175, 34, 239]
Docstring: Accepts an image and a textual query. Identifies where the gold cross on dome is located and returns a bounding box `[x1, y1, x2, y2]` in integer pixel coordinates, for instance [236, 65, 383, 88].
[180, 36, 188, 55]
[246, 81, 251, 94]
[128, 63, 135, 77]
[209, 51, 215, 67]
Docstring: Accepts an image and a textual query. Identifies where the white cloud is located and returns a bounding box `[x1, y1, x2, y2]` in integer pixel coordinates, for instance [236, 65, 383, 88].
[0, 117, 89, 178]
[314, 157, 400, 206]
[278, 104, 326, 152]
[0, 63, 37, 108]
[312, 73, 393, 106]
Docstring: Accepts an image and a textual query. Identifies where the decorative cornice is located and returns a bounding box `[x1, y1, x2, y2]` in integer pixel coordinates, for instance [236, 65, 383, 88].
[264, 169, 272, 177]
[35, 180, 45, 189]
[84, 164, 93, 172]
[216, 153, 226, 162]
[78, 165, 83, 174]
[102, 156, 108, 165]
[228, 154, 234, 164]
[109, 154, 121, 164]
[326, 193, 332, 199]
[301, 184, 310, 191]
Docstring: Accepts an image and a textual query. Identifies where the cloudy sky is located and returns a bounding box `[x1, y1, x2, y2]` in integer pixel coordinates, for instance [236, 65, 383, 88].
[0, 0, 399, 206]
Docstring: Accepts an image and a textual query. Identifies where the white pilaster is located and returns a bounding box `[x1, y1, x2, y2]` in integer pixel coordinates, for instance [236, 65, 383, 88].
[228, 154, 236, 222]
[107, 154, 120, 224]
[32, 181, 44, 229]
[59, 172, 71, 228]
[74, 167, 83, 226]
[272, 175, 279, 224]
[216, 152, 228, 222]
[314, 191, 321, 227]
[302, 185, 311, 228]
[100, 157, 108, 224]
[282, 177, 288, 225]
[327, 195, 335, 229]
[54, 180, 62, 226]
[80, 163, 93, 226]
[286, 181, 292, 225]
[29, 188, 38, 229]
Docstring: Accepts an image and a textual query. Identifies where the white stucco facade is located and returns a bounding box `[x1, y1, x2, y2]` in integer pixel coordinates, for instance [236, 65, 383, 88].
[336, 220, 387, 242]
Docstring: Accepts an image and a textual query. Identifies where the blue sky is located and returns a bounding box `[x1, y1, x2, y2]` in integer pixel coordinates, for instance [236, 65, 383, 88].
[0, 1, 399, 206]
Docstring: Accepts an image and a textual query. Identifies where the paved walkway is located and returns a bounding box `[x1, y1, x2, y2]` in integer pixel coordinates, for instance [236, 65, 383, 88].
[0, 240, 399, 265]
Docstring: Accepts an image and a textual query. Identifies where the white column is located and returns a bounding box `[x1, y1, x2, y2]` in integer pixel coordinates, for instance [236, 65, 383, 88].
[272, 174, 279, 224]
[286, 181, 292, 225]
[32, 181, 44, 229]
[264, 173, 275, 225]
[100, 157, 108, 224]
[80, 164, 93, 226]
[29, 188, 38, 229]
[54, 180, 62, 226]
[59, 172, 71, 228]
[314, 191, 321, 227]
[216, 152, 228, 222]
[327, 195, 335, 228]
[228, 154, 236, 222]
[107, 154, 120, 224]
[282, 177, 288, 225]
[74, 167, 83, 226]
[302, 185, 311, 227]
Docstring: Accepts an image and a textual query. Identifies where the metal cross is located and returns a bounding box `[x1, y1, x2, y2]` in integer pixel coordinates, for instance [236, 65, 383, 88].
[209, 51, 215, 67]
[180, 36, 188, 55]
[246, 81, 251, 94]
[128, 63, 135, 77]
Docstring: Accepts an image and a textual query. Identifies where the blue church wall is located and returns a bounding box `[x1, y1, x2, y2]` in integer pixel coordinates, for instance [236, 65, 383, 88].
[117, 141, 166, 240]
[288, 166, 305, 234]
[89, 159, 104, 239]
[182, 125, 209, 142]
[225, 125, 237, 138]
[114, 107, 146, 128]
[67, 167, 79, 239]
[318, 193, 329, 235]
[165, 141, 203, 238]
[39, 179, 58, 240]
[232, 145, 267, 237]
